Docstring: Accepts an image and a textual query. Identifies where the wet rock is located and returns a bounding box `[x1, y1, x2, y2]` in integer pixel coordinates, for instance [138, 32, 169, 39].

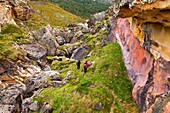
[71, 47, 88, 60]
[95, 102, 102, 111]
[29, 101, 39, 112]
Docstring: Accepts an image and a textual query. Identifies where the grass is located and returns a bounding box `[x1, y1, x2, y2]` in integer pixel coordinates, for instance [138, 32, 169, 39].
[34, 29, 139, 112]
[22, 1, 83, 31]
[0, 24, 28, 60]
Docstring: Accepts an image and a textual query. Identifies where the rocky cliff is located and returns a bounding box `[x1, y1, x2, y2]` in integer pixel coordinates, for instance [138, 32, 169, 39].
[110, 0, 170, 112]
[0, 0, 30, 26]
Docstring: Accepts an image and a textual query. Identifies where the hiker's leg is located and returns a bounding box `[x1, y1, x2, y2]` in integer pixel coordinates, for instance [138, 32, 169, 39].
[84, 67, 87, 74]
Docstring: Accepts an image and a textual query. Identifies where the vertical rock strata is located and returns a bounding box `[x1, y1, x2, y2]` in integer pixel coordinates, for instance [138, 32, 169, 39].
[110, 0, 170, 112]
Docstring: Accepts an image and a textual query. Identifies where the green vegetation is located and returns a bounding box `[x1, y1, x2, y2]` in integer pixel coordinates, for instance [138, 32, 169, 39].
[23, 1, 83, 31]
[34, 29, 138, 113]
[0, 24, 28, 60]
[48, 0, 111, 18]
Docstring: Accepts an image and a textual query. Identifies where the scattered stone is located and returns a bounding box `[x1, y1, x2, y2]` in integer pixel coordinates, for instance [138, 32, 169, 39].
[43, 65, 51, 71]
[75, 31, 83, 40]
[77, 23, 89, 33]
[92, 11, 106, 22]
[21, 98, 33, 113]
[64, 71, 72, 81]
[65, 30, 74, 43]
[95, 102, 102, 111]
[29, 101, 39, 111]
[56, 36, 66, 45]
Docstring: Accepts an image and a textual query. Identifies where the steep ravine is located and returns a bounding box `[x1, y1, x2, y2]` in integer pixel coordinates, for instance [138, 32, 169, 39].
[0, 6, 139, 112]
[109, 0, 170, 112]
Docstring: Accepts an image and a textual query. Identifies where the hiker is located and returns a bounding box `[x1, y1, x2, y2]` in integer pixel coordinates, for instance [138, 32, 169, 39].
[76, 59, 81, 69]
[107, 24, 111, 36]
[84, 61, 89, 74]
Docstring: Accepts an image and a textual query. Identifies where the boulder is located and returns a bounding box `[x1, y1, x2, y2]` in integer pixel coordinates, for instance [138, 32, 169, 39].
[0, 84, 26, 113]
[21, 44, 47, 60]
[21, 98, 33, 113]
[77, 23, 89, 33]
[64, 46, 77, 58]
[64, 30, 74, 43]
[95, 102, 102, 111]
[56, 36, 66, 45]
[71, 47, 88, 60]
[25, 70, 62, 93]
[52, 27, 60, 35]
[40, 31, 58, 55]
[74, 31, 84, 40]
[92, 12, 106, 22]
[90, 26, 98, 35]
[32, 25, 59, 56]
[29, 101, 39, 112]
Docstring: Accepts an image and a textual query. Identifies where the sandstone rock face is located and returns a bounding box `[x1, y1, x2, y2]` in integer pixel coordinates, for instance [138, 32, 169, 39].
[0, 0, 30, 24]
[110, 0, 170, 112]
[0, 5, 16, 25]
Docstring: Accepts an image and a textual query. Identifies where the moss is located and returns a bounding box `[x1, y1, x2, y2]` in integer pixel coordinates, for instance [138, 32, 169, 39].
[0, 24, 26, 60]
[1, 24, 23, 35]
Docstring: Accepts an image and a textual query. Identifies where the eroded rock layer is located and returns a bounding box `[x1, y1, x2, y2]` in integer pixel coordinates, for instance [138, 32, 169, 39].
[0, 0, 30, 25]
[110, 0, 170, 112]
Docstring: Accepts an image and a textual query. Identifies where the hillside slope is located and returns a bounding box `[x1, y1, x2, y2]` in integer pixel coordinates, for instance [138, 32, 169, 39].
[22, 1, 83, 30]
[48, 0, 111, 18]
[0, 1, 83, 60]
